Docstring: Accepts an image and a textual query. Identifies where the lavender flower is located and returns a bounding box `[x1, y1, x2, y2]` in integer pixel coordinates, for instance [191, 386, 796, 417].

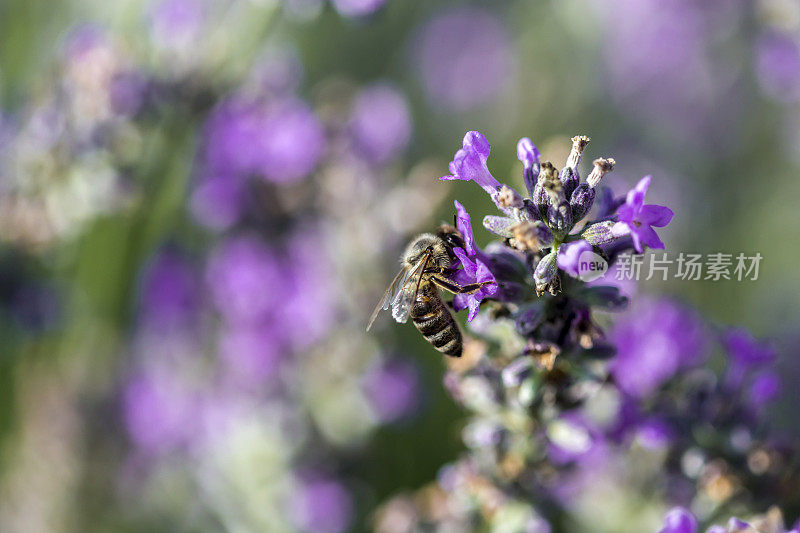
[349, 83, 412, 164]
[189, 174, 246, 231]
[290, 477, 354, 533]
[658, 507, 697, 533]
[756, 33, 800, 103]
[440, 131, 501, 196]
[413, 8, 514, 110]
[611, 297, 707, 398]
[611, 176, 674, 253]
[556, 240, 593, 278]
[330, 0, 387, 18]
[363, 358, 421, 423]
[452, 200, 498, 321]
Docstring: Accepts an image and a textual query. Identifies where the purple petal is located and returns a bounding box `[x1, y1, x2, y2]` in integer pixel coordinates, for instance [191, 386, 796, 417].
[516, 137, 540, 168]
[453, 247, 476, 277]
[610, 221, 631, 238]
[464, 130, 491, 157]
[640, 204, 674, 227]
[626, 175, 651, 212]
[466, 298, 480, 321]
[636, 224, 665, 250]
[557, 240, 592, 278]
[454, 200, 476, 255]
[659, 507, 697, 533]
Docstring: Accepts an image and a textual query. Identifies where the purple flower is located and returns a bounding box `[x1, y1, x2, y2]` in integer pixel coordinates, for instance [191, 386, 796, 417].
[290, 477, 354, 533]
[413, 8, 514, 110]
[218, 325, 283, 386]
[363, 358, 421, 422]
[611, 297, 707, 398]
[204, 96, 325, 184]
[451, 200, 498, 321]
[349, 83, 412, 164]
[517, 137, 541, 197]
[440, 131, 500, 196]
[757, 33, 800, 103]
[148, 0, 205, 50]
[556, 240, 593, 278]
[331, 0, 387, 18]
[123, 369, 198, 455]
[206, 235, 283, 325]
[658, 507, 697, 533]
[748, 372, 781, 408]
[139, 251, 199, 330]
[611, 176, 673, 253]
[189, 174, 246, 230]
[723, 327, 776, 388]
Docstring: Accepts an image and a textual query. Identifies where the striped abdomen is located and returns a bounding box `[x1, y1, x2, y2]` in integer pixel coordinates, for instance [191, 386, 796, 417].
[410, 282, 462, 357]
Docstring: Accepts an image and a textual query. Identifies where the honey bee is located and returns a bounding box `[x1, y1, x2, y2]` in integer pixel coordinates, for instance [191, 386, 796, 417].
[367, 225, 494, 357]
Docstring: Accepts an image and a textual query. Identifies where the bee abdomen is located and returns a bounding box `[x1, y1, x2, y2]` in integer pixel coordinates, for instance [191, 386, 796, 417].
[412, 304, 462, 358]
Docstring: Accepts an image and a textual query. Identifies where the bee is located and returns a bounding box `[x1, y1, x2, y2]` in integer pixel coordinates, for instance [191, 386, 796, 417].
[367, 224, 494, 357]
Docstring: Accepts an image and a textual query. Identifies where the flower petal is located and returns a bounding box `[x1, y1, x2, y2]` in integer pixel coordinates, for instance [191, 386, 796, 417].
[453, 247, 476, 276]
[626, 175, 651, 212]
[610, 221, 631, 238]
[463, 131, 491, 158]
[636, 224, 665, 250]
[640, 204, 674, 227]
[516, 137, 540, 168]
[454, 200, 476, 255]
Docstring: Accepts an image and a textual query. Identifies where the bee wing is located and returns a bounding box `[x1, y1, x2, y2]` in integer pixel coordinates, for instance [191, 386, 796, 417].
[390, 252, 430, 325]
[367, 264, 412, 331]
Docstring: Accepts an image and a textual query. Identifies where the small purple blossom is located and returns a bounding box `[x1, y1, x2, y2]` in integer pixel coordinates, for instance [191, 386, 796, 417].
[139, 251, 199, 330]
[290, 477, 354, 533]
[363, 358, 421, 422]
[451, 200, 498, 321]
[517, 137, 541, 197]
[556, 240, 592, 278]
[723, 327, 776, 389]
[611, 176, 674, 253]
[204, 96, 325, 184]
[611, 297, 707, 398]
[440, 131, 500, 196]
[748, 371, 781, 408]
[658, 507, 697, 533]
[331, 0, 387, 18]
[413, 8, 514, 110]
[189, 174, 246, 231]
[349, 83, 412, 164]
[756, 33, 800, 103]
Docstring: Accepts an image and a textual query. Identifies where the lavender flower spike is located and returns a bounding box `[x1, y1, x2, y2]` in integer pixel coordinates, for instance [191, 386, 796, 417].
[440, 131, 501, 196]
[611, 175, 673, 253]
[517, 137, 541, 197]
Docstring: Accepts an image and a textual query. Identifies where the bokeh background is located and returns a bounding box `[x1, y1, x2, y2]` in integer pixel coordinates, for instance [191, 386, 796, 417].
[0, 0, 798, 531]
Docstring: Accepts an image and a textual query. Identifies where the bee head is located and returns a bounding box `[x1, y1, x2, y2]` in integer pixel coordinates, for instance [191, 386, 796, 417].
[435, 224, 465, 264]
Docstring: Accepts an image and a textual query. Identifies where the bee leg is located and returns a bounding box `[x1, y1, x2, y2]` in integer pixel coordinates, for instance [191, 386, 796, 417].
[423, 266, 448, 274]
[431, 275, 494, 295]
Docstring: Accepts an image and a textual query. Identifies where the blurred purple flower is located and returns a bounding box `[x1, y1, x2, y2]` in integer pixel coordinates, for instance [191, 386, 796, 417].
[611, 176, 673, 253]
[723, 327, 776, 388]
[189, 174, 247, 231]
[756, 33, 800, 103]
[349, 83, 412, 164]
[123, 370, 198, 455]
[291, 477, 354, 533]
[139, 251, 198, 330]
[635, 417, 674, 450]
[204, 96, 325, 183]
[556, 240, 592, 278]
[364, 358, 421, 422]
[658, 507, 697, 533]
[206, 235, 283, 325]
[440, 131, 500, 196]
[611, 298, 707, 398]
[413, 7, 514, 110]
[331, 0, 387, 18]
[748, 372, 781, 408]
[219, 325, 282, 386]
[451, 201, 498, 321]
[148, 0, 205, 49]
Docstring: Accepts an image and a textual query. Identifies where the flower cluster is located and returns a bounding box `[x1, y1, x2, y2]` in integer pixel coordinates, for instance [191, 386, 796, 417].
[376, 132, 794, 533]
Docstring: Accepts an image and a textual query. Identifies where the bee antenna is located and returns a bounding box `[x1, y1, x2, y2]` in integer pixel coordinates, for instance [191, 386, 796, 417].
[453, 214, 457, 227]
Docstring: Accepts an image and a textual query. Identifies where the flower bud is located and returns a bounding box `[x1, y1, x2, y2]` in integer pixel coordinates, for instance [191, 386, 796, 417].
[483, 215, 516, 238]
[533, 162, 557, 214]
[534, 251, 560, 296]
[581, 221, 618, 246]
[547, 201, 572, 236]
[566, 135, 590, 169]
[509, 220, 553, 252]
[515, 303, 545, 335]
[570, 183, 596, 221]
[517, 137, 541, 198]
[559, 166, 580, 199]
[495, 184, 524, 210]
